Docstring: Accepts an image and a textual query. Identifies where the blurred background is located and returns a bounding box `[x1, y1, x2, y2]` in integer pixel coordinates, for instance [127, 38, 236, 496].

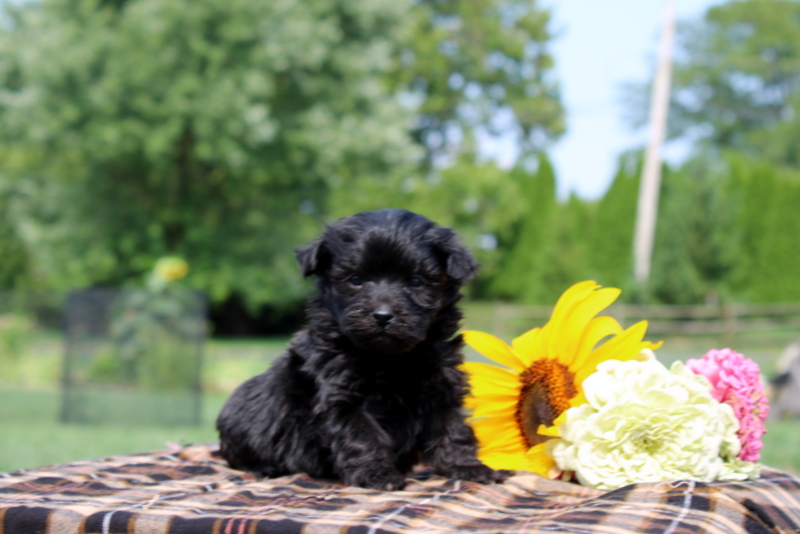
[2, 0, 800, 474]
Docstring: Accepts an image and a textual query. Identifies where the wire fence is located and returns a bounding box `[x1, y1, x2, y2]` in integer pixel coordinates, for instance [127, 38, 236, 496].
[0, 289, 206, 426]
[489, 302, 800, 344]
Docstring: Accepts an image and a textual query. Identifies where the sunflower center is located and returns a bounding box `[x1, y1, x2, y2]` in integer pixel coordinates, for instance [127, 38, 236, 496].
[515, 359, 577, 448]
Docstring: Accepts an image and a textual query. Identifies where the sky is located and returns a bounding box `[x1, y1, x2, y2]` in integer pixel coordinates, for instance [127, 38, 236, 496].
[539, 0, 725, 200]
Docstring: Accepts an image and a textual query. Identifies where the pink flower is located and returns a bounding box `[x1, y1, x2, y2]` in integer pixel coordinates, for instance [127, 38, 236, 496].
[685, 348, 769, 462]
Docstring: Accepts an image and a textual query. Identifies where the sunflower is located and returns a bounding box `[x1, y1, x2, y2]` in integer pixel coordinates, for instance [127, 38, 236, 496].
[462, 280, 661, 477]
[154, 256, 189, 283]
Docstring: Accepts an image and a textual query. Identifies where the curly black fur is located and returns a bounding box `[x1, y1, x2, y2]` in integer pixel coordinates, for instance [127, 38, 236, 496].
[216, 209, 506, 490]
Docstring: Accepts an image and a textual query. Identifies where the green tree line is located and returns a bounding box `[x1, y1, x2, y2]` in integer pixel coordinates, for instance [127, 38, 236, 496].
[2, 0, 800, 311]
[0, 0, 563, 312]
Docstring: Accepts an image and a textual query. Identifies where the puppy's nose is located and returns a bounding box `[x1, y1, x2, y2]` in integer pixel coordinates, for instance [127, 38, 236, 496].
[372, 305, 394, 326]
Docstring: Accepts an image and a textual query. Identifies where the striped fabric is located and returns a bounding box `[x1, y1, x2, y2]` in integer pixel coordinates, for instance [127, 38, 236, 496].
[1, 443, 799, 533]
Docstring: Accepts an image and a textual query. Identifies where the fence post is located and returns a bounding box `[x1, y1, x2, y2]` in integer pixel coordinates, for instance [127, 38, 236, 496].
[493, 304, 507, 341]
[722, 302, 736, 348]
[606, 304, 627, 329]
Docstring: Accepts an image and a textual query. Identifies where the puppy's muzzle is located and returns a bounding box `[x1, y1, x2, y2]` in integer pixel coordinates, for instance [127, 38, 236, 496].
[372, 304, 394, 327]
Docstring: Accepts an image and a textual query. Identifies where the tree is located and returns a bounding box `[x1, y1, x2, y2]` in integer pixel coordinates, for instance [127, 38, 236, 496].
[522, 193, 590, 304]
[648, 166, 707, 305]
[0, 150, 36, 289]
[0, 0, 565, 313]
[396, 156, 529, 297]
[647, 156, 739, 305]
[680, 157, 739, 296]
[727, 154, 800, 302]
[486, 154, 556, 300]
[0, 198, 29, 289]
[479, 155, 597, 305]
[0, 0, 420, 306]
[394, 0, 565, 165]
[748, 172, 800, 301]
[636, 0, 800, 166]
[586, 152, 641, 293]
[621, 0, 800, 304]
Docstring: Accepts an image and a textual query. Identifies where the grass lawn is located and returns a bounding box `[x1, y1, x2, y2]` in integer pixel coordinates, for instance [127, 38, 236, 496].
[0, 336, 280, 472]
[761, 420, 800, 475]
[2, 386, 798, 475]
[0, 388, 227, 472]
[2, 314, 800, 475]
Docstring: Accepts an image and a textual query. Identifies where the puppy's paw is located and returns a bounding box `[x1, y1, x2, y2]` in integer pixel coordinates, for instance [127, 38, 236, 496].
[440, 463, 509, 484]
[345, 468, 407, 491]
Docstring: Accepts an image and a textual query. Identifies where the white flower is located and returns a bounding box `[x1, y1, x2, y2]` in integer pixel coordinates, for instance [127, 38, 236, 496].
[547, 358, 760, 490]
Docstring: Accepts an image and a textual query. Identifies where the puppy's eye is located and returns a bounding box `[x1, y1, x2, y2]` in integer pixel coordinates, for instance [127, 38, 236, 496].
[348, 275, 363, 287]
[409, 276, 424, 288]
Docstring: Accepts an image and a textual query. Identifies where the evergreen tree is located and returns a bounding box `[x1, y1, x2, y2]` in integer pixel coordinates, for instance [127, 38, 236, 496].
[727, 154, 778, 298]
[586, 152, 641, 293]
[648, 167, 705, 305]
[681, 157, 739, 298]
[647, 157, 740, 305]
[523, 193, 590, 304]
[621, 0, 800, 304]
[750, 171, 800, 301]
[485, 155, 557, 300]
[482, 155, 595, 305]
[728, 154, 800, 302]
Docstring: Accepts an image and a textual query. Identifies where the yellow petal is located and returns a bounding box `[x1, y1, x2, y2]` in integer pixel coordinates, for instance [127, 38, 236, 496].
[471, 414, 516, 430]
[467, 375, 520, 397]
[566, 391, 587, 408]
[511, 327, 546, 367]
[469, 406, 517, 422]
[539, 282, 597, 363]
[574, 320, 653, 384]
[463, 331, 526, 372]
[462, 362, 519, 386]
[479, 449, 529, 471]
[536, 424, 560, 438]
[559, 287, 620, 353]
[471, 418, 521, 448]
[478, 435, 529, 454]
[465, 392, 517, 408]
[571, 316, 623, 370]
[464, 370, 520, 397]
[464, 393, 517, 412]
[468, 397, 517, 420]
[552, 281, 599, 317]
[545, 281, 598, 330]
[469, 413, 519, 436]
[550, 286, 620, 365]
[526, 443, 557, 476]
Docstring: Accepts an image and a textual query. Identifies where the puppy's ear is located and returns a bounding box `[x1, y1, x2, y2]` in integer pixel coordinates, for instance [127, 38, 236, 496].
[426, 227, 479, 285]
[296, 238, 329, 278]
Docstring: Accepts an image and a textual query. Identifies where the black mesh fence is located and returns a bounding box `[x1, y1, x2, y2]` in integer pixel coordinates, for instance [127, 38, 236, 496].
[61, 288, 205, 426]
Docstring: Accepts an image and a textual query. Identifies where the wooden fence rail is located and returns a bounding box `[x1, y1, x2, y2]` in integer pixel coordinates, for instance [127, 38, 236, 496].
[491, 302, 800, 345]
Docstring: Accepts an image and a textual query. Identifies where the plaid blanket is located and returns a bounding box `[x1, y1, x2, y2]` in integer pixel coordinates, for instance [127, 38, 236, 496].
[1, 443, 799, 534]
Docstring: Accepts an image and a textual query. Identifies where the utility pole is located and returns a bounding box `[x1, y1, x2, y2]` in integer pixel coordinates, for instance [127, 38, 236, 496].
[633, 0, 676, 283]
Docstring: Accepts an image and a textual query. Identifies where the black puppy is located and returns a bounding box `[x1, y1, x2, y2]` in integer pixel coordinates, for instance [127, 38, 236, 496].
[216, 209, 505, 490]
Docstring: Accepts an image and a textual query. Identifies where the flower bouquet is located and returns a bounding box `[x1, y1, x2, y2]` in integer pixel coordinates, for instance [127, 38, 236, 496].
[463, 281, 769, 490]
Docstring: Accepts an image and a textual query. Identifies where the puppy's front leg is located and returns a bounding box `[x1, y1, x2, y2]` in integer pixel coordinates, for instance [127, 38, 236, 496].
[422, 409, 508, 484]
[322, 405, 406, 490]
